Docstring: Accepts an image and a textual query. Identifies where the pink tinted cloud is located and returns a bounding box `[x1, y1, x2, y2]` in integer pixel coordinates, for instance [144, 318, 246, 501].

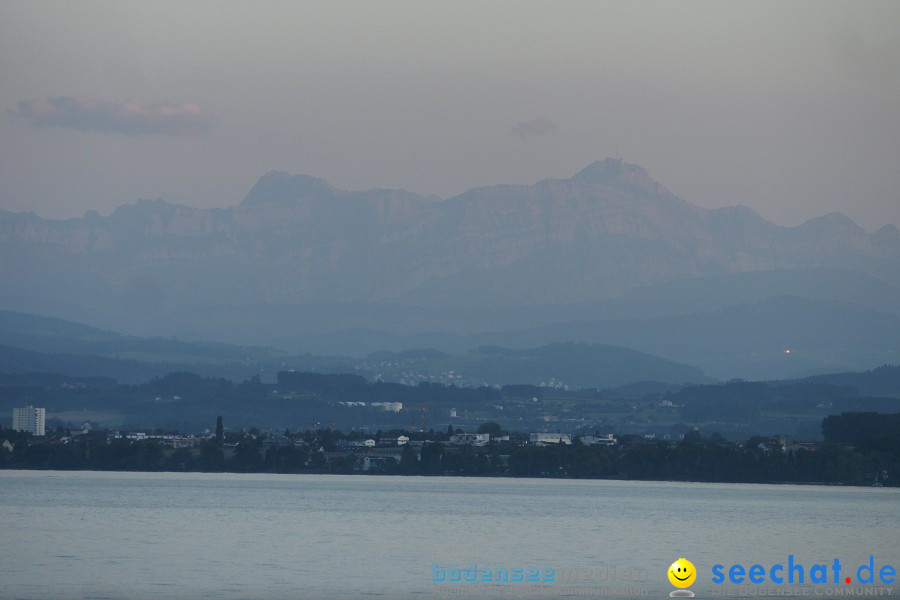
[14, 96, 212, 136]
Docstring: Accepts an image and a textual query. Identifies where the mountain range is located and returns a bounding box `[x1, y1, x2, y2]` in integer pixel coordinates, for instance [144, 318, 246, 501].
[2, 158, 898, 379]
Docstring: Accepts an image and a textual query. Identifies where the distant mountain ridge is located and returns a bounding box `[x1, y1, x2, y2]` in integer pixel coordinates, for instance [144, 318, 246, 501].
[0, 310, 285, 362]
[1, 158, 899, 360]
[0, 311, 708, 388]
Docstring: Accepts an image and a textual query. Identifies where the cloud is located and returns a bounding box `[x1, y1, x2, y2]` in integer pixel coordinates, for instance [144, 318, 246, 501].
[13, 96, 212, 136]
[511, 116, 557, 141]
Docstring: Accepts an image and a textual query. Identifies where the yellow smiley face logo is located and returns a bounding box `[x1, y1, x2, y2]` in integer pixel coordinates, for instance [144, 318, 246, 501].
[668, 558, 697, 588]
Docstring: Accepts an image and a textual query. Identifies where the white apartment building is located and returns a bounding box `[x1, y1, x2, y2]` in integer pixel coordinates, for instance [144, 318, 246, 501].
[12, 405, 46, 436]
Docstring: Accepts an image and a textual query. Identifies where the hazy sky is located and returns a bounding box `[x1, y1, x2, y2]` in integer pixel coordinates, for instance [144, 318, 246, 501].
[1, 0, 898, 230]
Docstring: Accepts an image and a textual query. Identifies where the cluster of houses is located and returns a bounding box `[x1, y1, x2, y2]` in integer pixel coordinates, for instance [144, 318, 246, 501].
[329, 432, 618, 450]
[325, 432, 621, 471]
[5, 406, 624, 471]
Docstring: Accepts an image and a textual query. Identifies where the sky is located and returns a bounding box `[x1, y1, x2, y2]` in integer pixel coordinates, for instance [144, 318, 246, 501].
[1, 0, 898, 230]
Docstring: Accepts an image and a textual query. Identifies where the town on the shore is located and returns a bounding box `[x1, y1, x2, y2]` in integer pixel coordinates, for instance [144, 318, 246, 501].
[3, 404, 896, 486]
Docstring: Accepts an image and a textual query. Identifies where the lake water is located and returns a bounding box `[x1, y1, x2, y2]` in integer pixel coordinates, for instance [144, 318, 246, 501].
[1, 471, 898, 600]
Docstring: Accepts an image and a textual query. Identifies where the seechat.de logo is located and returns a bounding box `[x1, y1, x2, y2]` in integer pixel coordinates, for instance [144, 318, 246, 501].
[711, 556, 896, 586]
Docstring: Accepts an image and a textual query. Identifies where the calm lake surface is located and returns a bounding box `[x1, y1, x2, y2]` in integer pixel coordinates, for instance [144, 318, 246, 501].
[1, 471, 897, 600]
